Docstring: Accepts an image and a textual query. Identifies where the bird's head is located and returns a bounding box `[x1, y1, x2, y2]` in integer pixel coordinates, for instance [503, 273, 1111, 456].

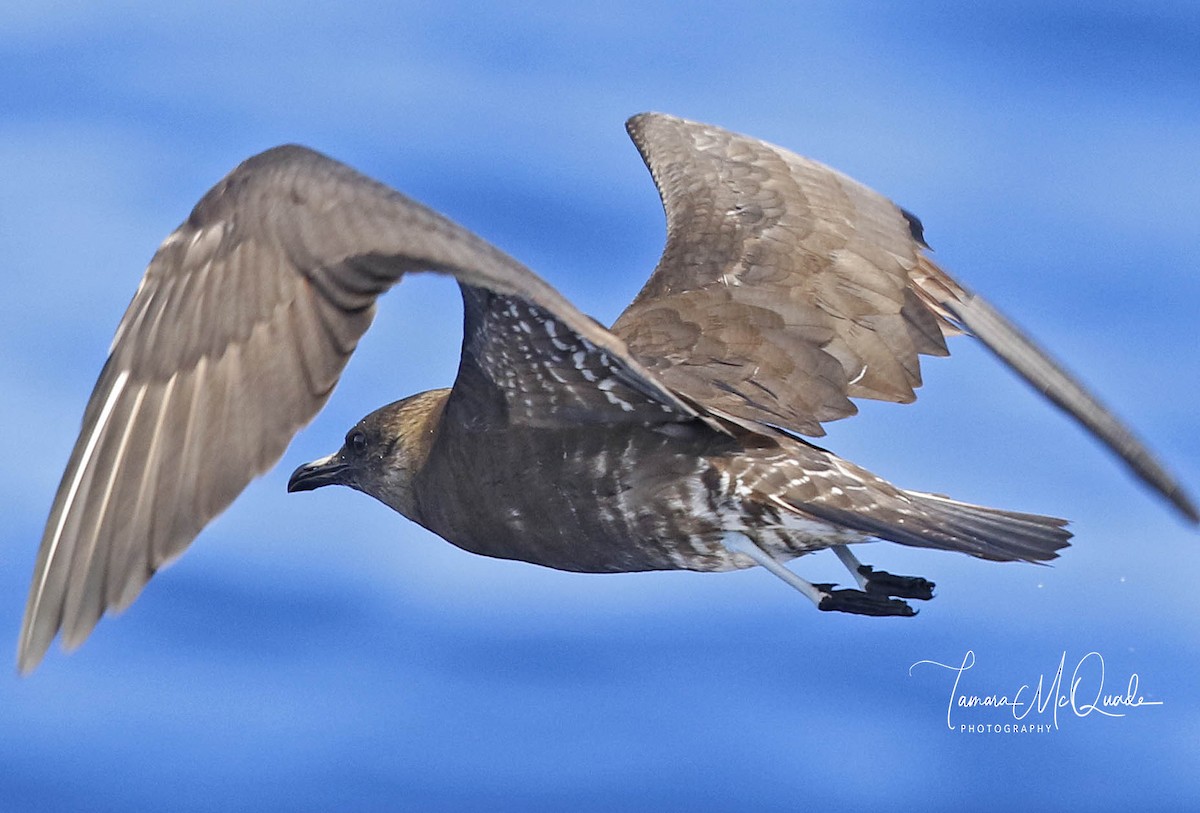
[287, 387, 450, 519]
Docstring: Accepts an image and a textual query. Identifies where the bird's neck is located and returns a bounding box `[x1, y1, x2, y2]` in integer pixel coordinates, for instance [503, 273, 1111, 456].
[375, 388, 451, 521]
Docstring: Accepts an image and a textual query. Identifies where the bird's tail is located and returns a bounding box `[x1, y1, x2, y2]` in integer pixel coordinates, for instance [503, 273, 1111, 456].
[896, 490, 1071, 562]
[794, 488, 1072, 564]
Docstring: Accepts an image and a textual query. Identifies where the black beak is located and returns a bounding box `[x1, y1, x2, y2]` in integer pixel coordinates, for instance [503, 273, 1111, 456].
[287, 452, 350, 493]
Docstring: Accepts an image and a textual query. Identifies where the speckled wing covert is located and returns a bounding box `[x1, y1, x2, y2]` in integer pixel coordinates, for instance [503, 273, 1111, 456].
[615, 113, 1198, 522]
[442, 285, 701, 431]
[18, 144, 692, 674]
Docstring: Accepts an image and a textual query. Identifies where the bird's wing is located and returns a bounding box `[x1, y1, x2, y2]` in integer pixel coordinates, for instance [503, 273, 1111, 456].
[439, 284, 701, 431]
[20, 145, 694, 673]
[614, 112, 1197, 523]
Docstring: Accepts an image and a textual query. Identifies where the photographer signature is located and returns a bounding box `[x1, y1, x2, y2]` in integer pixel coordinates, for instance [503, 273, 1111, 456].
[909, 650, 1163, 731]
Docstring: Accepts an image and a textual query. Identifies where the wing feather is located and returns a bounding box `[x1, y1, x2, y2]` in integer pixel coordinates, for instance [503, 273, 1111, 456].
[616, 113, 1196, 521]
[21, 143, 689, 672]
[614, 113, 949, 428]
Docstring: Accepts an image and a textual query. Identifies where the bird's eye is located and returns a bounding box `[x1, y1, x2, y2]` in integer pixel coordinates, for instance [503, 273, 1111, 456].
[347, 430, 368, 455]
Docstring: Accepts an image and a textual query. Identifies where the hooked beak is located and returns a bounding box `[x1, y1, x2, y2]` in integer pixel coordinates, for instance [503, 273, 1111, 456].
[287, 451, 350, 493]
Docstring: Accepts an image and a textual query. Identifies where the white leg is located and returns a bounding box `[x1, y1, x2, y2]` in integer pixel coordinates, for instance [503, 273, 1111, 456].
[832, 545, 869, 589]
[722, 534, 824, 608]
[723, 534, 918, 617]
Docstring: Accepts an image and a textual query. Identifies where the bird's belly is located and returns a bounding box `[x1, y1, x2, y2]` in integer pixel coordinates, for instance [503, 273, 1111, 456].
[414, 426, 755, 574]
[430, 473, 738, 573]
[414, 430, 869, 573]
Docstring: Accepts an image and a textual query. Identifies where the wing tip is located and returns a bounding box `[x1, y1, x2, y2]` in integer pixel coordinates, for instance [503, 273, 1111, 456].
[1167, 488, 1200, 525]
[16, 628, 50, 677]
[945, 293, 1198, 526]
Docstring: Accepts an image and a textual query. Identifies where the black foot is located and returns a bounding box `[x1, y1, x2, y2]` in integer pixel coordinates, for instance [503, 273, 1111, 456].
[858, 566, 935, 601]
[814, 584, 916, 617]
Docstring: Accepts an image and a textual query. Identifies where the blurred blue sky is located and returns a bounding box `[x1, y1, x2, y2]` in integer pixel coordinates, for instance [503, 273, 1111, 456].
[1, 2, 1198, 810]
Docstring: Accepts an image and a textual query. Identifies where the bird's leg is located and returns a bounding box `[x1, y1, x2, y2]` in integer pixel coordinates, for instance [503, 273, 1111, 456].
[723, 534, 825, 605]
[723, 535, 915, 617]
[831, 544, 935, 601]
[832, 544, 871, 590]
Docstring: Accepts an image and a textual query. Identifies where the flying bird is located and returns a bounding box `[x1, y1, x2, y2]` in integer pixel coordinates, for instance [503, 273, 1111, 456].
[20, 113, 1196, 674]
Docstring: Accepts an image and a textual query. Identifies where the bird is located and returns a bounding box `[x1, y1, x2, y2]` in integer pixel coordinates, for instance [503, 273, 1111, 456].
[19, 112, 1196, 674]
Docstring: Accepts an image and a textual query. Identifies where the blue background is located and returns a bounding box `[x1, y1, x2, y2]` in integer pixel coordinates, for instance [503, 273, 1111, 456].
[2, 2, 1198, 810]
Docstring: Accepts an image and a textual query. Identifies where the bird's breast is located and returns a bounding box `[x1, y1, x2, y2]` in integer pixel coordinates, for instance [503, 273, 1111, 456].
[411, 422, 752, 574]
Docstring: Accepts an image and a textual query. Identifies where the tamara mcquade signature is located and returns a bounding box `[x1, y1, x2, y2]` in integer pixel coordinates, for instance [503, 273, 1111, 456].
[909, 650, 1163, 732]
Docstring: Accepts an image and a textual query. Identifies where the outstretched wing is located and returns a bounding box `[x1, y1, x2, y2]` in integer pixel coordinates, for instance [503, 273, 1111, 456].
[20, 146, 690, 673]
[614, 113, 1197, 523]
